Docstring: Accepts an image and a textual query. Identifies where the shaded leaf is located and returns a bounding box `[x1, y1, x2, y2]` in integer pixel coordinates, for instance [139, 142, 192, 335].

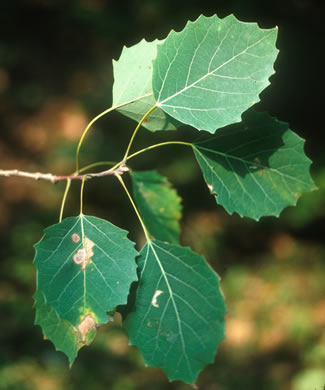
[34, 215, 138, 327]
[193, 110, 316, 220]
[112, 39, 180, 131]
[34, 289, 96, 366]
[153, 14, 278, 132]
[131, 170, 182, 244]
[124, 240, 226, 384]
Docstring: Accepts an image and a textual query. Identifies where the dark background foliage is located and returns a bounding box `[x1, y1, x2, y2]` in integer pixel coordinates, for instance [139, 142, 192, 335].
[0, 1, 324, 389]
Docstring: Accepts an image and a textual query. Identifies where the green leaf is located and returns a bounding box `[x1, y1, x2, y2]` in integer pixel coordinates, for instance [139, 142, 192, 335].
[112, 38, 180, 131]
[193, 110, 316, 220]
[124, 240, 226, 384]
[34, 289, 96, 366]
[153, 14, 278, 132]
[131, 170, 182, 244]
[34, 215, 138, 327]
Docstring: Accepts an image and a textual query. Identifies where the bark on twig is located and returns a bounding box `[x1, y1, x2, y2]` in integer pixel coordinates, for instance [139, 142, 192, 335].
[0, 165, 128, 183]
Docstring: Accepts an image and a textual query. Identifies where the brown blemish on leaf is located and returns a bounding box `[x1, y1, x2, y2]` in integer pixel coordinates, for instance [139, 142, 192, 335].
[78, 314, 96, 342]
[73, 237, 95, 270]
[72, 233, 80, 243]
[73, 248, 87, 264]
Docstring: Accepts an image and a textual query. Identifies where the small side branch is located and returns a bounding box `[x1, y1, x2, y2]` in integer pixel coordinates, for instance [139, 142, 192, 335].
[0, 165, 129, 183]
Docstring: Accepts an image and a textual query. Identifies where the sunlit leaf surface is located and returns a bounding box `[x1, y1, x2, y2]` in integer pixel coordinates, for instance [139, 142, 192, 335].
[153, 14, 278, 132]
[113, 39, 180, 131]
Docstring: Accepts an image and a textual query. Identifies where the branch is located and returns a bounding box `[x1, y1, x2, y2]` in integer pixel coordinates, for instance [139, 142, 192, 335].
[0, 165, 129, 183]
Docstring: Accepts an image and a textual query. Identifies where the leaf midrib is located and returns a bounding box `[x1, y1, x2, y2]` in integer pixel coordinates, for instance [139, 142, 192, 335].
[157, 28, 275, 106]
[148, 241, 193, 378]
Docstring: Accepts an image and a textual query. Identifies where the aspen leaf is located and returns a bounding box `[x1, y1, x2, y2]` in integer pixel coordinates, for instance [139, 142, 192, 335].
[153, 14, 278, 132]
[131, 170, 182, 244]
[113, 39, 180, 131]
[124, 241, 226, 383]
[34, 215, 138, 327]
[193, 110, 316, 219]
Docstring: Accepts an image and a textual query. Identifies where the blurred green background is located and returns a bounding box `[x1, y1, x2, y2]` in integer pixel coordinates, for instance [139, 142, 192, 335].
[0, 0, 324, 389]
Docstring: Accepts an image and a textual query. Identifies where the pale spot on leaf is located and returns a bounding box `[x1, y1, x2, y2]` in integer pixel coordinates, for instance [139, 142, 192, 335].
[78, 314, 96, 342]
[207, 184, 217, 196]
[73, 237, 95, 270]
[73, 248, 86, 264]
[151, 290, 164, 308]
